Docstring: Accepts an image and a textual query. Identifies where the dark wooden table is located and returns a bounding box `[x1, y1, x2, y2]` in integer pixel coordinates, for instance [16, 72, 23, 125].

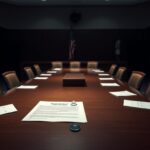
[0, 69, 150, 150]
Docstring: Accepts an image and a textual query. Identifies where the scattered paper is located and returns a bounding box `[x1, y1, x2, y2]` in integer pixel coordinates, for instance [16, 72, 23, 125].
[22, 101, 87, 123]
[109, 90, 136, 96]
[100, 83, 120, 87]
[34, 77, 48, 80]
[99, 77, 114, 80]
[0, 104, 17, 115]
[124, 99, 150, 109]
[40, 74, 52, 76]
[17, 85, 38, 89]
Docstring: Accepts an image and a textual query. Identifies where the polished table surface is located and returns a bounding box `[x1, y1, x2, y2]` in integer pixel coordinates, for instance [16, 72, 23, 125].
[0, 69, 150, 150]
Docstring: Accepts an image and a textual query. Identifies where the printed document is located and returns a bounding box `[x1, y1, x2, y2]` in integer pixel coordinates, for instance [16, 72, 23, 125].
[53, 68, 62, 71]
[92, 69, 104, 73]
[124, 99, 150, 109]
[17, 85, 38, 89]
[0, 104, 17, 115]
[109, 90, 136, 96]
[34, 77, 48, 80]
[22, 101, 87, 123]
[100, 83, 120, 87]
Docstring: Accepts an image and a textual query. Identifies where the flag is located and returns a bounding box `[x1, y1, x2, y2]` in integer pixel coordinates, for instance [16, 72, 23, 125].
[69, 30, 76, 60]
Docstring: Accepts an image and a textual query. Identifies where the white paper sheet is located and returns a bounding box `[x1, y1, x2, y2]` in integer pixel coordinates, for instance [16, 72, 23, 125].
[0, 104, 17, 115]
[92, 69, 104, 73]
[53, 68, 62, 71]
[109, 90, 136, 96]
[17, 85, 38, 89]
[22, 101, 87, 123]
[47, 71, 57, 74]
[124, 99, 150, 109]
[40, 74, 52, 76]
[34, 77, 48, 80]
[100, 83, 120, 87]
[99, 77, 114, 80]
[98, 74, 109, 76]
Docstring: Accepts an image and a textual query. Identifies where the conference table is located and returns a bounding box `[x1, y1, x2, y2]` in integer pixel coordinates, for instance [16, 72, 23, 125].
[0, 68, 150, 150]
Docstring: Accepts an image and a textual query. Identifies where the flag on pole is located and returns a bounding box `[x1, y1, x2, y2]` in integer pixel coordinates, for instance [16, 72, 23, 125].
[69, 30, 76, 60]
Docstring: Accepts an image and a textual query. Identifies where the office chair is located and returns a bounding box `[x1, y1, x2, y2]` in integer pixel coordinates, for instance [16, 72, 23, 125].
[51, 61, 63, 69]
[108, 64, 117, 76]
[24, 67, 35, 80]
[145, 84, 150, 101]
[2, 71, 21, 89]
[87, 61, 98, 69]
[115, 67, 127, 80]
[128, 71, 146, 90]
[33, 64, 42, 76]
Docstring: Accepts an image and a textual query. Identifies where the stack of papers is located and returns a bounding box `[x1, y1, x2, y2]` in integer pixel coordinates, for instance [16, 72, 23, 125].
[22, 101, 87, 123]
[40, 74, 52, 77]
[47, 71, 57, 74]
[34, 77, 48, 80]
[109, 90, 136, 96]
[100, 83, 120, 87]
[0, 104, 17, 115]
[17, 85, 38, 89]
[98, 74, 109, 76]
[99, 77, 114, 80]
[124, 100, 150, 109]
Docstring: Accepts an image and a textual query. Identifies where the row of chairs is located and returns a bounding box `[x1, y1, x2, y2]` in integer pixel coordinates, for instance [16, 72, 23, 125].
[0, 63, 149, 100]
[108, 64, 150, 100]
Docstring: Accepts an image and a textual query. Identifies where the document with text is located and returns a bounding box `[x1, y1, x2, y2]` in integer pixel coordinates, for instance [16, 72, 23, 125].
[17, 85, 38, 89]
[124, 99, 150, 109]
[92, 69, 104, 73]
[109, 90, 136, 96]
[0, 104, 17, 115]
[47, 71, 57, 74]
[98, 74, 109, 76]
[22, 101, 87, 123]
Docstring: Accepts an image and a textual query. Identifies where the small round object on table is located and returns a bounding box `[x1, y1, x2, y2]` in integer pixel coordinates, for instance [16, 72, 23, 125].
[70, 123, 80, 132]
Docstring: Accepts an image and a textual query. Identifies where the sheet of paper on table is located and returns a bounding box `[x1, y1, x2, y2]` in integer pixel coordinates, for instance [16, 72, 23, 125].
[100, 83, 120, 87]
[34, 77, 48, 80]
[22, 101, 87, 123]
[109, 90, 136, 96]
[99, 78, 114, 80]
[53, 68, 62, 71]
[0, 104, 17, 115]
[47, 71, 57, 74]
[92, 69, 104, 73]
[40, 74, 52, 76]
[17, 85, 38, 89]
[124, 99, 150, 109]
[98, 74, 109, 76]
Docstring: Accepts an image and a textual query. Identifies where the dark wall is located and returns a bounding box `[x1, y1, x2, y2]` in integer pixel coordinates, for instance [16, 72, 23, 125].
[0, 29, 149, 77]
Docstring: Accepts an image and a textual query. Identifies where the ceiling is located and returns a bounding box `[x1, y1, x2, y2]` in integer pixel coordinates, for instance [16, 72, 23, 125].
[0, 0, 149, 6]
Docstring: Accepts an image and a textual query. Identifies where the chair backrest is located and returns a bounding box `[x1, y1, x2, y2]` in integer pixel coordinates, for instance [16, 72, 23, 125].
[108, 64, 117, 75]
[33, 64, 42, 76]
[87, 61, 98, 69]
[2, 71, 20, 89]
[24, 67, 35, 80]
[51, 61, 63, 69]
[145, 84, 150, 100]
[70, 61, 80, 68]
[115, 67, 127, 80]
[128, 71, 146, 90]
